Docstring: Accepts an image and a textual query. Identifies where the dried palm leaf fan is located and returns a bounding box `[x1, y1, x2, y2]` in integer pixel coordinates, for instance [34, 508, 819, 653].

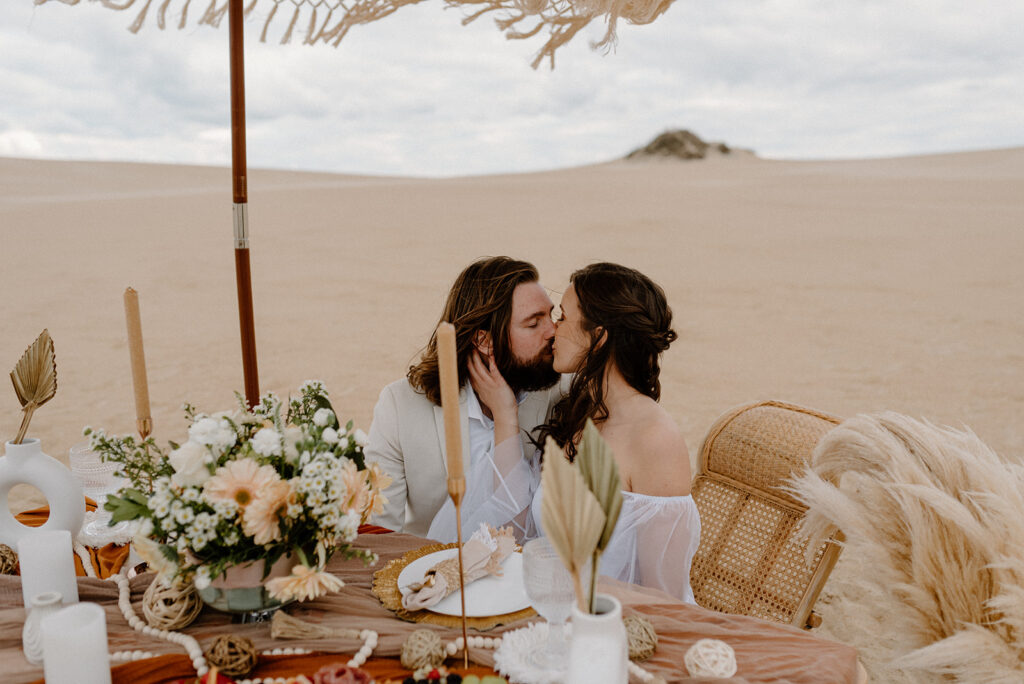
[576, 419, 623, 611]
[540, 420, 622, 611]
[10, 330, 57, 444]
[540, 436, 605, 611]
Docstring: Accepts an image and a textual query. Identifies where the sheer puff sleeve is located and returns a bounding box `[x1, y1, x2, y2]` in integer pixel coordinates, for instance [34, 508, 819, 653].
[599, 491, 701, 604]
[426, 434, 539, 543]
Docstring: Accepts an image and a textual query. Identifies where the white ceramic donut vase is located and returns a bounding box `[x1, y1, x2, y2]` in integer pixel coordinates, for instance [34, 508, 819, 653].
[0, 439, 85, 547]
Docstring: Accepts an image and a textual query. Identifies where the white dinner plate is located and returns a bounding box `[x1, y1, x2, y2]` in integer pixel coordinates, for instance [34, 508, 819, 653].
[398, 548, 529, 617]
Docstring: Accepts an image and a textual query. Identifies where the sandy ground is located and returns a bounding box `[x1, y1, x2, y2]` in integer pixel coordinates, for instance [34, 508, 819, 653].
[2, 149, 1023, 680]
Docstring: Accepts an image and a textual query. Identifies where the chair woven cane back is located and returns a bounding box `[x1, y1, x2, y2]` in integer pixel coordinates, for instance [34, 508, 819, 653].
[689, 400, 843, 629]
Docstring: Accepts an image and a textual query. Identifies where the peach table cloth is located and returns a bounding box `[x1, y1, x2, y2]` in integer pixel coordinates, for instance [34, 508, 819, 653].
[0, 530, 860, 683]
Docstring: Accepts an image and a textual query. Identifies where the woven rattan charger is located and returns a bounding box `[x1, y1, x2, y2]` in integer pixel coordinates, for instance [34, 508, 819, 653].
[372, 542, 535, 631]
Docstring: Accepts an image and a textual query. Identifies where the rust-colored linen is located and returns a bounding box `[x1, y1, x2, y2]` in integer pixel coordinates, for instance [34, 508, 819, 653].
[0, 532, 861, 684]
[13, 499, 130, 578]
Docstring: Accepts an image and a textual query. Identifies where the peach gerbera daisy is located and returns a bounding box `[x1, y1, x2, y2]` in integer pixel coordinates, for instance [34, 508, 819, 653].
[204, 457, 280, 508]
[339, 460, 370, 514]
[266, 564, 345, 603]
[243, 478, 293, 545]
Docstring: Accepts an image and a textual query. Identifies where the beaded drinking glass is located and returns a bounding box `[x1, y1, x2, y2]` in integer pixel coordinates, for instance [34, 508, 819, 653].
[521, 536, 576, 669]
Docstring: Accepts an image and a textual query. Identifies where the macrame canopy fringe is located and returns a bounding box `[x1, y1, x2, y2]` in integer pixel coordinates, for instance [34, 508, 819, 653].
[35, 0, 675, 68]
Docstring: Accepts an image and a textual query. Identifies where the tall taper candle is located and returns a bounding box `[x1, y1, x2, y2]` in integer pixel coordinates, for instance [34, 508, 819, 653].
[41, 602, 112, 684]
[435, 322, 464, 481]
[123, 287, 152, 439]
[17, 529, 79, 608]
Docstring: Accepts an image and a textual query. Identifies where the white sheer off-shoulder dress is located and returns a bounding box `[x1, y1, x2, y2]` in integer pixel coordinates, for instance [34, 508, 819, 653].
[530, 483, 701, 604]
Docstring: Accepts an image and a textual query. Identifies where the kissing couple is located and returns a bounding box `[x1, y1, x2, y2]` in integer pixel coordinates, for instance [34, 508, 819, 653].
[365, 256, 700, 603]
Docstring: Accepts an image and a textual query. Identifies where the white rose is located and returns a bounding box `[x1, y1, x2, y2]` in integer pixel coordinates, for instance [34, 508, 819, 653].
[169, 441, 213, 488]
[188, 417, 237, 453]
[321, 427, 339, 445]
[353, 428, 369, 448]
[252, 427, 283, 456]
[283, 426, 304, 462]
[313, 408, 334, 427]
[193, 566, 212, 591]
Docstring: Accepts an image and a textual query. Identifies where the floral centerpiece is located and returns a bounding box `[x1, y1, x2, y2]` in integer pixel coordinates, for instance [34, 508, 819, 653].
[87, 381, 390, 606]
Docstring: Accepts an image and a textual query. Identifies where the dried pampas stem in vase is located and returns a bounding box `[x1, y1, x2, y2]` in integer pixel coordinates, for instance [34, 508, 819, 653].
[10, 329, 57, 444]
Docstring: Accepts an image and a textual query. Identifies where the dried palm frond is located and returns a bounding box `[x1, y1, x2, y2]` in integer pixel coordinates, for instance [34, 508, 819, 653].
[789, 412, 1024, 683]
[10, 329, 57, 444]
[576, 419, 623, 611]
[540, 436, 606, 611]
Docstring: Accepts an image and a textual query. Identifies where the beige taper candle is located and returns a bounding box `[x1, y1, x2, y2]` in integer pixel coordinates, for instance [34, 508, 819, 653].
[436, 322, 464, 480]
[123, 287, 152, 439]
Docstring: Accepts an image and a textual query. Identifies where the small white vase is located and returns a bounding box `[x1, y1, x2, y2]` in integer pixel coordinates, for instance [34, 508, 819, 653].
[566, 593, 629, 684]
[22, 591, 63, 665]
[0, 438, 86, 547]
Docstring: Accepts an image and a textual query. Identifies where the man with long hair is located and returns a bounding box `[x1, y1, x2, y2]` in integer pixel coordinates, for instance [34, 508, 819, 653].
[366, 256, 564, 538]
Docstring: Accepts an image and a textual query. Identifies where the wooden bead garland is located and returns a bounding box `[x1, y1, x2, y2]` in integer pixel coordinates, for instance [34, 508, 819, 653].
[0, 544, 17, 575]
[401, 629, 445, 670]
[112, 572, 208, 676]
[623, 614, 658, 661]
[142, 580, 203, 631]
[205, 635, 259, 676]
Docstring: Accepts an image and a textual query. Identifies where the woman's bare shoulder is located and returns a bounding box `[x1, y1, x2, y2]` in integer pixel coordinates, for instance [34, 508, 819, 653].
[628, 405, 691, 496]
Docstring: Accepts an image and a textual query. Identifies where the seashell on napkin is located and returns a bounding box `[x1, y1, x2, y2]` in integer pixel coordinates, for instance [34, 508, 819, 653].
[402, 523, 516, 610]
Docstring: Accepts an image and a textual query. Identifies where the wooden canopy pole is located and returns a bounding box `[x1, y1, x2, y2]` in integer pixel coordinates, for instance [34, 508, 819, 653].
[228, 0, 260, 408]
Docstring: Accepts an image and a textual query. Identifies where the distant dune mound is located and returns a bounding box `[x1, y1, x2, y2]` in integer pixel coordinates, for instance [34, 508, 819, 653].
[625, 129, 752, 161]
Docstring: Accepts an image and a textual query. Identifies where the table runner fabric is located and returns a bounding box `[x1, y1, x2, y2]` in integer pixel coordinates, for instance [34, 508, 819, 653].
[0, 531, 859, 683]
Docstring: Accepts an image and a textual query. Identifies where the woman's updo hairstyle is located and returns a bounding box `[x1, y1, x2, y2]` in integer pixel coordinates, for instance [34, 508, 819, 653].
[538, 262, 676, 459]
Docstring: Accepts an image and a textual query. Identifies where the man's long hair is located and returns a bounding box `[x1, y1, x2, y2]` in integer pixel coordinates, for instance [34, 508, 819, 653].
[536, 262, 676, 459]
[408, 257, 540, 406]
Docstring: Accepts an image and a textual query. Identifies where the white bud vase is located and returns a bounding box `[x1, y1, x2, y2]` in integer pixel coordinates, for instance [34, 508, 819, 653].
[0, 438, 86, 547]
[23, 591, 63, 665]
[566, 593, 629, 684]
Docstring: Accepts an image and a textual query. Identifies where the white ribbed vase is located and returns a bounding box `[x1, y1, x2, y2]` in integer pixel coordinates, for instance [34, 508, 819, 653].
[566, 593, 629, 684]
[22, 591, 63, 665]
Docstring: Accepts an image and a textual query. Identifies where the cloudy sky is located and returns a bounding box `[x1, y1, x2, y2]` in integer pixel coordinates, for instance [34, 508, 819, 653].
[2, 0, 1022, 177]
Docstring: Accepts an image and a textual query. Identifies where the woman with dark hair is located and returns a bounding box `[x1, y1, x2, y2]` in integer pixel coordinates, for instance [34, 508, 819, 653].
[533, 262, 700, 602]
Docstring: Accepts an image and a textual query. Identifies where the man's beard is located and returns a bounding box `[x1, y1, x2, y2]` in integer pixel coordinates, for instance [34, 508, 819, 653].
[499, 348, 560, 394]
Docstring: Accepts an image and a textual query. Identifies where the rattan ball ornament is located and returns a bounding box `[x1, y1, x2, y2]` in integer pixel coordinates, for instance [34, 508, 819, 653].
[623, 614, 657, 661]
[141, 579, 203, 631]
[400, 629, 445, 670]
[684, 638, 737, 678]
[0, 544, 17, 575]
[204, 635, 259, 676]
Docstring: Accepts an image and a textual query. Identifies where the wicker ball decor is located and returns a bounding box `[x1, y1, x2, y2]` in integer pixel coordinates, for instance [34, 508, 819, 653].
[204, 635, 259, 676]
[400, 629, 445, 670]
[142, 579, 203, 631]
[0, 544, 17, 575]
[624, 614, 658, 661]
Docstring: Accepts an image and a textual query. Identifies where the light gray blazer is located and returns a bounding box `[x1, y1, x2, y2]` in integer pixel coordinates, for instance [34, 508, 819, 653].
[365, 377, 566, 538]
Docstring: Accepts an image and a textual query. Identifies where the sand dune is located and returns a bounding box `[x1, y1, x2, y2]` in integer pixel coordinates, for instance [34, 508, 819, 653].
[2, 148, 1023, 679]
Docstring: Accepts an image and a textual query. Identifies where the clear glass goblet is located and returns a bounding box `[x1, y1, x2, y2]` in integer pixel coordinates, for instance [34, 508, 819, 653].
[68, 442, 129, 540]
[522, 536, 576, 670]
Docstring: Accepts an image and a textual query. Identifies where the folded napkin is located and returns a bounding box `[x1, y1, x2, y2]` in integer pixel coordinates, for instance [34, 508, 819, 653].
[402, 523, 516, 610]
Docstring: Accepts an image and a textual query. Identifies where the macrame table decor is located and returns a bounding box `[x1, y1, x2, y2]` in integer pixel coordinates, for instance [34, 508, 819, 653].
[623, 614, 657, 661]
[400, 629, 445, 670]
[36, 0, 676, 69]
[684, 638, 737, 678]
[142, 579, 204, 631]
[205, 635, 260, 676]
[0, 544, 17, 575]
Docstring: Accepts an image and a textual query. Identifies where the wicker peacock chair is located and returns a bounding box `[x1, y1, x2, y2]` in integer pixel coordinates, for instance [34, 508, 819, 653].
[689, 400, 843, 629]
